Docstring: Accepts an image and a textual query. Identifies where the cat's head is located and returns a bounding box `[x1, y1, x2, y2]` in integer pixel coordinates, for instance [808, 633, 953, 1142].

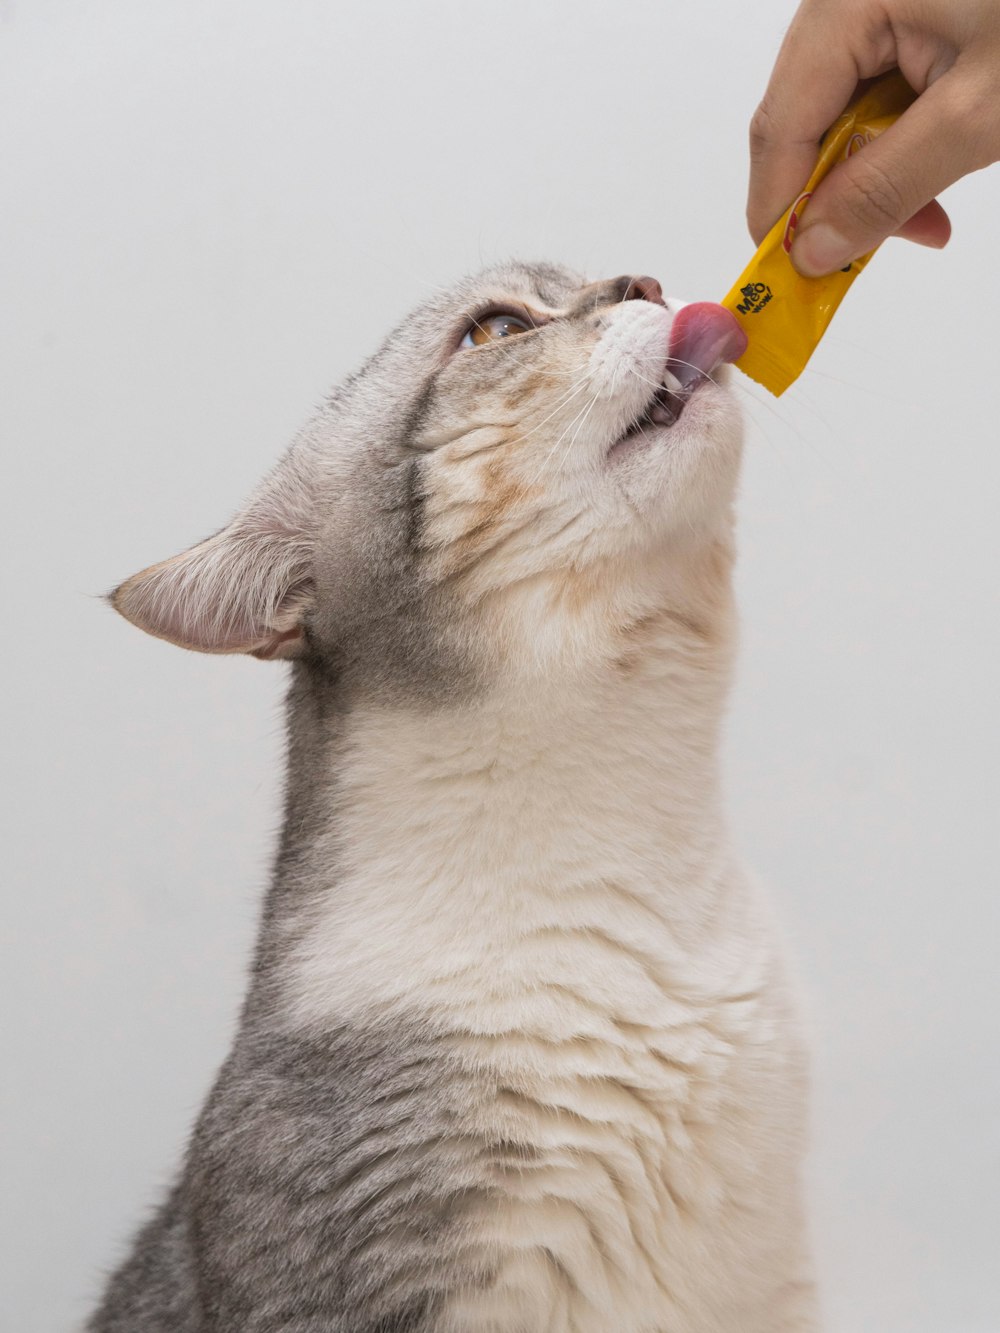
[112, 262, 746, 698]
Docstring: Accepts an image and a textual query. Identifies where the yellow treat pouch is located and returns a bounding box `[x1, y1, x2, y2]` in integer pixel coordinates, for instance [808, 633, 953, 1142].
[722, 71, 917, 396]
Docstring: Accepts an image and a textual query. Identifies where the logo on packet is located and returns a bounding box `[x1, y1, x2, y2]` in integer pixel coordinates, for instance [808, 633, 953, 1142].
[782, 191, 813, 255]
[846, 131, 873, 158]
[736, 282, 773, 316]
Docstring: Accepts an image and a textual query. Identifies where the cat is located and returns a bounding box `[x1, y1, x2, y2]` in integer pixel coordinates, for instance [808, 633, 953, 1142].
[88, 261, 819, 1332]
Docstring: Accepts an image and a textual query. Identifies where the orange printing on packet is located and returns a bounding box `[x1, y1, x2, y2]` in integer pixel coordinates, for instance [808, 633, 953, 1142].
[722, 71, 917, 396]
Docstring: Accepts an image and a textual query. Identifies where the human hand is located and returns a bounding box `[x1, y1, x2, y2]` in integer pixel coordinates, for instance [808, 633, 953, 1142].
[747, 0, 1000, 276]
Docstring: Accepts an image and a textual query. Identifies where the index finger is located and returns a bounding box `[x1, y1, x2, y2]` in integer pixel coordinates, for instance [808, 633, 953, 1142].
[747, 4, 873, 243]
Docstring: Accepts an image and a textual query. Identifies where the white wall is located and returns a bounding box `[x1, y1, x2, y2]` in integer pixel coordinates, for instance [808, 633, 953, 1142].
[2, 2, 997, 1329]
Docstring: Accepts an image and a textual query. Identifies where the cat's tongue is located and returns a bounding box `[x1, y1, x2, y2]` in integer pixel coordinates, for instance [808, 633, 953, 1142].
[665, 303, 747, 392]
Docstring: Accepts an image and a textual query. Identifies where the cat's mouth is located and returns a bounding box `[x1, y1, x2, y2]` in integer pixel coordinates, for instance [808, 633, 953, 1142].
[623, 374, 691, 435]
[614, 303, 747, 446]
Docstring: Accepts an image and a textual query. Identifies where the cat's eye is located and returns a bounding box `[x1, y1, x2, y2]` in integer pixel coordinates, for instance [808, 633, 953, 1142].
[460, 312, 533, 349]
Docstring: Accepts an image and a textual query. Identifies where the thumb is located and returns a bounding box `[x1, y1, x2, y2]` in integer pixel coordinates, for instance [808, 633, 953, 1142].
[790, 71, 992, 277]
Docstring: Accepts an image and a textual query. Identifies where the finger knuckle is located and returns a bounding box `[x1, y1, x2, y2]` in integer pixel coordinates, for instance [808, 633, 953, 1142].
[748, 98, 781, 160]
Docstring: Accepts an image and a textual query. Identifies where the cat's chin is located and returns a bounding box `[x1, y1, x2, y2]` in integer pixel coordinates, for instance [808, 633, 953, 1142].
[606, 373, 730, 463]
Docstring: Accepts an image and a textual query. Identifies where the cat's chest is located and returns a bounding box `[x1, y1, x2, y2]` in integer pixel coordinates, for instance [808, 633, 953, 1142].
[435, 961, 801, 1333]
[454, 963, 763, 1193]
[270, 703, 805, 1331]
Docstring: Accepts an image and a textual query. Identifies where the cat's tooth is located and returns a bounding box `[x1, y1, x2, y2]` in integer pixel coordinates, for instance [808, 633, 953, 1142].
[662, 368, 684, 395]
[649, 400, 678, 427]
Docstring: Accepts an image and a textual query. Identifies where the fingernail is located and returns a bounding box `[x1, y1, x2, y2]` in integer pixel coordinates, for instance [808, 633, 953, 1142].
[791, 223, 855, 277]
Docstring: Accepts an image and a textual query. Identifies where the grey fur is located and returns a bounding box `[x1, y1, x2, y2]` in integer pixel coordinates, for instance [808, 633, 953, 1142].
[299, 261, 587, 705]
[91, 264, 587, 1331]
[88, 1025, 508, 1332]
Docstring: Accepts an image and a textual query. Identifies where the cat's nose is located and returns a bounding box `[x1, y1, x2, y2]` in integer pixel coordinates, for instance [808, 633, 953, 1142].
[622, 275, 665, 306]
[572, 273, 668, 315]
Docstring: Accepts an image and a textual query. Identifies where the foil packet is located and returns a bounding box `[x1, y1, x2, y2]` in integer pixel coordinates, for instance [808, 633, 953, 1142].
[722, 71, 917, 396]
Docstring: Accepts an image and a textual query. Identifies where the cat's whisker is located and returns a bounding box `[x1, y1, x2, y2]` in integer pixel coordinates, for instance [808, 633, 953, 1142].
[514, 375, 599, 476]
[514, 383, 593, 460]
[527, 387, 601, 485]
[429, 377, 591, 463]
[624, 360, 807, 436]
[554, 387, 602, 477]
[525, 398, 594, 486]
[522, 375, 593, 428]
[732, 383, 811, 443]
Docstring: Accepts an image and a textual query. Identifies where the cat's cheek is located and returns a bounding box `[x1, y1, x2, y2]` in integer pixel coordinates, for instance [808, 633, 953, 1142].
[610, 385, 743, 535]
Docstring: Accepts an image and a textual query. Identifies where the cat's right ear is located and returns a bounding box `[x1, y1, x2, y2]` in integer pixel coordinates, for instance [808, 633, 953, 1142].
[110, 480, 315, 661]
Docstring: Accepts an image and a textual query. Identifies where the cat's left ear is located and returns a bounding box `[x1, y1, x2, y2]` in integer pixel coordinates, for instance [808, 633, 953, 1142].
[110, 477, 315, 661]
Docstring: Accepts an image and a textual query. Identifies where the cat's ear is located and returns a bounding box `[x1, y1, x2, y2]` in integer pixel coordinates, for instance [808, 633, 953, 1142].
[110, 479, 314, 661]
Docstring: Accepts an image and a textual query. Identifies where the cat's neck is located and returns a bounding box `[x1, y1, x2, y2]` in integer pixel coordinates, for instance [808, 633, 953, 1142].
[332, 652, 733, 885]
[261, 576, 740, 1030]
[258, 541, 746, 1029]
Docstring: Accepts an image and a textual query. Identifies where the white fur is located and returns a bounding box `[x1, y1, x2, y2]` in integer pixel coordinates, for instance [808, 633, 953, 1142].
[282, 648, 816, 1331]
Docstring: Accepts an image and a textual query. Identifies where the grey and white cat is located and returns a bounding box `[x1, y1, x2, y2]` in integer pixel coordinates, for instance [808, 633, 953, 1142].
[89, 262, 818, 1332]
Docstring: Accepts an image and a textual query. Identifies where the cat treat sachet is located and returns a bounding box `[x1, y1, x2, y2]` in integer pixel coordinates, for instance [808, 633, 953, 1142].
[722, 71, 917, 396]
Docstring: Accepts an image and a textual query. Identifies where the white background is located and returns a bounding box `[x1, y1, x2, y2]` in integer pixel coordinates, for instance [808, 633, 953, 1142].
[2, 2, 998, 1329]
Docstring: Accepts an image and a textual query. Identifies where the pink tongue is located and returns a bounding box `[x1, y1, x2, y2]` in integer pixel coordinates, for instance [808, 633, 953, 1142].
[666, 303, 748, 392]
